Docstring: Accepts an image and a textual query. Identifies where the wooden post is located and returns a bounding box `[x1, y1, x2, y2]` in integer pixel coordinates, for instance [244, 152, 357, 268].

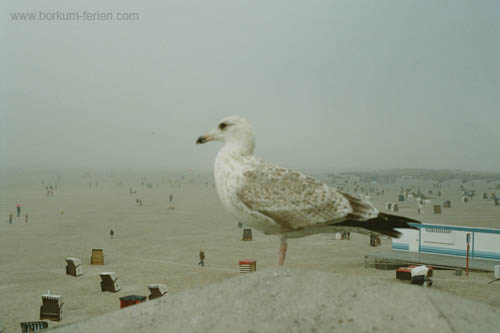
[466, 233, 471, 276]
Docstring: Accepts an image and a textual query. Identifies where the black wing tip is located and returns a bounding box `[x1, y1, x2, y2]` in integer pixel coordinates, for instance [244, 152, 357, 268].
[336, 212, 421, 238]
[378, 212, 421, 224]
[374, 213, 421, 237]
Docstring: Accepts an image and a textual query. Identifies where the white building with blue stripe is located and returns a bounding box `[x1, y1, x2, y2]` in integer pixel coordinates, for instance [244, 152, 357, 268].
[393, 223, 500, 261]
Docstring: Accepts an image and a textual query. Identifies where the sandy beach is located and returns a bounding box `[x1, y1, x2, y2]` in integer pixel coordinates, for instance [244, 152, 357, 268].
[1, 169, 499, 332]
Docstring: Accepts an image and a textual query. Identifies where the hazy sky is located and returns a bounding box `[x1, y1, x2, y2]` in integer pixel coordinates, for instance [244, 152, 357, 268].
[2, 1, 499, 172]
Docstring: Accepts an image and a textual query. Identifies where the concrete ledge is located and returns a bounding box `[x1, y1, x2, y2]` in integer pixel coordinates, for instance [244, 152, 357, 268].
[51, 268, 500, 333]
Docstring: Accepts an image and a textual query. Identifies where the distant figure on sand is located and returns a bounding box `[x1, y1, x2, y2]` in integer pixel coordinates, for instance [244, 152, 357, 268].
[110, 229, 114, 239]
[9, 214, 13, 224]
[417, 198, 424, 214]
[199, 250, 205, 267]
[16, 204, 21, 217]
[25, 214, 28, 223]
[136, 198, 139, 205]
[169, 194, 174, 209]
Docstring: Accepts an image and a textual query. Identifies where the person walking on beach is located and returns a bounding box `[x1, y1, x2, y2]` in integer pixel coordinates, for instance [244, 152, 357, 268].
[169, 194, 174, 209]
[9, 214, 13, 224]
[198, 250, 205, 267]
[110, 229, 114, 239]
[25, 213, 28, 223]
[16, 204, 21, 217]
[417, 198, 424, 214]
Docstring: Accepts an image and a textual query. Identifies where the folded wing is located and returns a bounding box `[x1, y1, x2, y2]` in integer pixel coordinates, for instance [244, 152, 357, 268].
[236, 162, 378, 230]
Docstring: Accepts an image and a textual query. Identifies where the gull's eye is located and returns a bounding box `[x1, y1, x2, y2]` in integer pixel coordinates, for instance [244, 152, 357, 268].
[219, 122, 228, 130]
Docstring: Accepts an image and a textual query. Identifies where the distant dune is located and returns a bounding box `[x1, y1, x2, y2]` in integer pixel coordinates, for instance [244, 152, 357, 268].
[338, 168, 500, 183]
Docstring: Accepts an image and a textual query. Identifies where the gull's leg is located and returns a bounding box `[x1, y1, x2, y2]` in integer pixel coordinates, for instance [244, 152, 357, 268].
[278, 235, 288, 265]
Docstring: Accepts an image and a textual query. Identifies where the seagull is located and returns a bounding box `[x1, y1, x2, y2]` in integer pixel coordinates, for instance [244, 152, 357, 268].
[196, 116, 420, 265]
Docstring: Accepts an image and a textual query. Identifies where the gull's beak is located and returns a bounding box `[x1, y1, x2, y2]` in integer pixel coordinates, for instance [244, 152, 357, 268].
[196, 131, 217, 144]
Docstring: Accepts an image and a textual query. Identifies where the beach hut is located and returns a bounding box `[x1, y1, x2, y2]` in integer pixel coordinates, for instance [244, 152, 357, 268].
[65, 258, 83, 277]
[91, 249, 104, 265]
[147, 284, 168, 300]
[119, 295, 146, 309]
[391, 203, 399, 212]
[386, 203, 392, 210]
[99, 272, 120, 292]
[483, 193, 488, 199]
[239, 259, 256, 274]
[462, 197, 468, 203]
[242, 228, 253, 241]
[398, 194, 405, 202]
[433, 205, 442, 214]
[443, 200, 451, 208]
[21, 321, 48, 332]
[370, 234, 381, 247]
[40, 291, 63, 321]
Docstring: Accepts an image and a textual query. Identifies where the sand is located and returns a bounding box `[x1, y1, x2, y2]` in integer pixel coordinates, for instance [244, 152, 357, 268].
[0, 169, 499, 332]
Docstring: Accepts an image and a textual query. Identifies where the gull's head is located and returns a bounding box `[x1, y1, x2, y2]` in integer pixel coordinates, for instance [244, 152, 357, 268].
[196, 116, 256, 154]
